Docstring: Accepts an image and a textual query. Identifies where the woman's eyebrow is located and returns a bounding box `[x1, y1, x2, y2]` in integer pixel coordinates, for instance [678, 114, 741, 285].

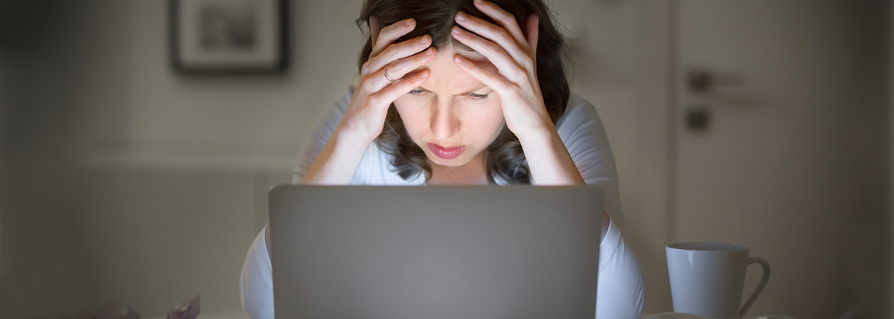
[460, 85, 492, 94]
[414, 85, 490, 94]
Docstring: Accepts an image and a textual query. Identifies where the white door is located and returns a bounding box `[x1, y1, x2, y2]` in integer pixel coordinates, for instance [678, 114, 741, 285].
[672, 1, 884, 317]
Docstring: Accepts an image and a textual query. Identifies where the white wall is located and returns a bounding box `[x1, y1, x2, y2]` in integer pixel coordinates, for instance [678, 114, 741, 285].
[79, 0, 365, 168]
[72, 0, 367, 315]
[75, 167, 275, 314]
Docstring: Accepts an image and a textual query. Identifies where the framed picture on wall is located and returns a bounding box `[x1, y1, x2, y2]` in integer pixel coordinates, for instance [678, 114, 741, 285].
[170, 0, 288, 74]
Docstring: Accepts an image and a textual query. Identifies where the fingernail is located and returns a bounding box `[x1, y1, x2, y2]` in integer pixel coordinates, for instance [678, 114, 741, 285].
[452, 27, 462, 36]
[454, 56, 464, 64]
[425, 48, 434, 56]
[420, 35, 430, 43]
[405, 19, 414, 27]
[420, 71, 429, 79]
[474, 0, 484, 4]
[456, 12, 466, 21]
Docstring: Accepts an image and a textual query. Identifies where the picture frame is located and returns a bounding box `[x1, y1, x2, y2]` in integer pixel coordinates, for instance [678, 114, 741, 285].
[169, 0, 288, 74]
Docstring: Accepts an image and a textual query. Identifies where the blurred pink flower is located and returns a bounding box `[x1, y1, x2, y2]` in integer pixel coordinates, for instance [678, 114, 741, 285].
[94, 301, 139, 319]
[165, 294, 200, 319]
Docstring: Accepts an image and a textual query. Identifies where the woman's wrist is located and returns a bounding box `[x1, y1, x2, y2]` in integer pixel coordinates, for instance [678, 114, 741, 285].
[302, 125, 376, 185]
[334, 122, 379, 148]
[513, 119, 558, 146]
[515, 125, 585, 185]
[335, 115, 383, 146]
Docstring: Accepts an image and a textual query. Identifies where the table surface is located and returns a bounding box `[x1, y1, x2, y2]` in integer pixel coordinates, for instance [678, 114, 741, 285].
[146, 311, 794, 319]
[145, 311, 250, 319]
[145, 311, 676, 319]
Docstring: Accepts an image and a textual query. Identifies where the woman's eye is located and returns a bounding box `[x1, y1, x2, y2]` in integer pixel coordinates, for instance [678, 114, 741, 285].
[408, 89, 426, 95]
[469, 93, 489, 100]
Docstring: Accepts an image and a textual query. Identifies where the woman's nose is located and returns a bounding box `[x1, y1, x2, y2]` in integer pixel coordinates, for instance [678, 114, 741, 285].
[429, 103, 461, 141]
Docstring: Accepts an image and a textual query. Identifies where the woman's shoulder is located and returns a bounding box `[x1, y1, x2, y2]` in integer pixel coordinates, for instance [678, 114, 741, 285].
[554, 93, 609, 148]
[556, 93, 601, 130]
[314, 86, 355, 133]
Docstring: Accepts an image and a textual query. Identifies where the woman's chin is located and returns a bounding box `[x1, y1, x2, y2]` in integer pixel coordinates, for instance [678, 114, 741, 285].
[425, 153, 472, 167]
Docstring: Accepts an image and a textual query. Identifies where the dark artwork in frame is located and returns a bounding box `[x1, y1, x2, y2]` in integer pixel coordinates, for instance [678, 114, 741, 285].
[170, 0, 288, 74]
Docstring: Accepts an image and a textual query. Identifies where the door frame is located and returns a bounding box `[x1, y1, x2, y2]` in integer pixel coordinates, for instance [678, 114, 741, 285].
[626, 0, 678, 313]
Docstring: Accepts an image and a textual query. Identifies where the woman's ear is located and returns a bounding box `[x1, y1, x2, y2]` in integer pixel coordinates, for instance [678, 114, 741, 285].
[369, 15, 382, 48]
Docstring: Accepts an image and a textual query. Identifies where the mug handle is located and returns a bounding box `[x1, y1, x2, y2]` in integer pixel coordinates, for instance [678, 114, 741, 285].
[738, 257, 771, 317]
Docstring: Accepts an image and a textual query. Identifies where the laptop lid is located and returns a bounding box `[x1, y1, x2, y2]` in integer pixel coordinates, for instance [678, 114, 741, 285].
[269, 185, 603, 319]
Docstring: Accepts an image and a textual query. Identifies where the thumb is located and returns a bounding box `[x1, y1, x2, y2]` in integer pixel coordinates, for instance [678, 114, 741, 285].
[525, 14, 539, 54]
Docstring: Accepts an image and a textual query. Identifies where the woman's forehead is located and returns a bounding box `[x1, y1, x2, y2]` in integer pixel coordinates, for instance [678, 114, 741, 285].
[440, 46, 491, 66]
[415, 46, 496, 93]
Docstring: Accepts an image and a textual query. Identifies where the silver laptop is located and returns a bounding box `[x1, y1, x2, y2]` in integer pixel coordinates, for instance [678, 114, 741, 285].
[269, 185, 603, 319]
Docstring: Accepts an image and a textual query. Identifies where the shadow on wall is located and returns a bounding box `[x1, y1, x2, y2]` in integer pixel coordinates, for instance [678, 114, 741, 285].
[0, 0, 301, 316]
[0, 0, 94, 317]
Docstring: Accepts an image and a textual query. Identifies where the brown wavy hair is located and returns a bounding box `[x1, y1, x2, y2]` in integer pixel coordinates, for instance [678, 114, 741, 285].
[356, 0, 570, 184]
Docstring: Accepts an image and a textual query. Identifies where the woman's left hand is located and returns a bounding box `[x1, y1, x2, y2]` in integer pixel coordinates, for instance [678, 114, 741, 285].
[451, 0, 551, 140]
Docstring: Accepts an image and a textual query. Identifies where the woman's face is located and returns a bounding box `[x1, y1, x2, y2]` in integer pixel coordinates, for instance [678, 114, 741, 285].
[392, 45, 505, 167]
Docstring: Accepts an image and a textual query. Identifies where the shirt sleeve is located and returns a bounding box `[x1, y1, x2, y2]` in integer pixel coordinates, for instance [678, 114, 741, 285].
[555, 95, 625, 228]
[240, 225, 273, 319]
[291, 86, 355, 183]
[556, 95, 646, 318]
[597, 220, 647, 319]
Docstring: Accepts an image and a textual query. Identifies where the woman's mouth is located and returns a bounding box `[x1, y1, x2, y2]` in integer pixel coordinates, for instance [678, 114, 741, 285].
[427, 143, 466, 160]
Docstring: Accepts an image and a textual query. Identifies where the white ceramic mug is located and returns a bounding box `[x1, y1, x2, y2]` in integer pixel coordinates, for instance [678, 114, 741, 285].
[666, 242, 771, 318]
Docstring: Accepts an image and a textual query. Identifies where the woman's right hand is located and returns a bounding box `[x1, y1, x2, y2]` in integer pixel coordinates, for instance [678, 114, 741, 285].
[302, 17, 435, 185]
[338, 17, 437, 143]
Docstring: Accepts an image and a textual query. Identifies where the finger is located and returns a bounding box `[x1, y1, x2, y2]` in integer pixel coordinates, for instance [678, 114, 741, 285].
[471, 0, 528, 50]
[368, 70, 430, 110]
[455, 11, 533, 70]
[363, 34, 432, 76]
[451, 26, 528, 83]
[370, 18, 416, 58]
[526, 14, 539, 54]
[364, 47, 437, 94]
[453, 54, 516, 95]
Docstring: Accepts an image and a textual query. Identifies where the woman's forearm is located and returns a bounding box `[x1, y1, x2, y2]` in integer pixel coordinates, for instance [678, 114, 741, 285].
[516, 125, 585, 186]
[275, 126, 374, 251]
[517, 126, 609, 238]
[302, 126, 375, 185]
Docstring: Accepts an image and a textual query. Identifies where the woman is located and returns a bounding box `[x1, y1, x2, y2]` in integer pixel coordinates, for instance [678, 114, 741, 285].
[241, 0, 646, 317]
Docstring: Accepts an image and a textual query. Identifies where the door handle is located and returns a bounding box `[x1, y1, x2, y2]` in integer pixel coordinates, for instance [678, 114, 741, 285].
[684, 68, 746, 132]
[686, 68, 745, 95]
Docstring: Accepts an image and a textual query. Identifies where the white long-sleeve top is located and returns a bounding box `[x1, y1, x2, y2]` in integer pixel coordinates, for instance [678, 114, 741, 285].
[240, 87, 646, 318]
